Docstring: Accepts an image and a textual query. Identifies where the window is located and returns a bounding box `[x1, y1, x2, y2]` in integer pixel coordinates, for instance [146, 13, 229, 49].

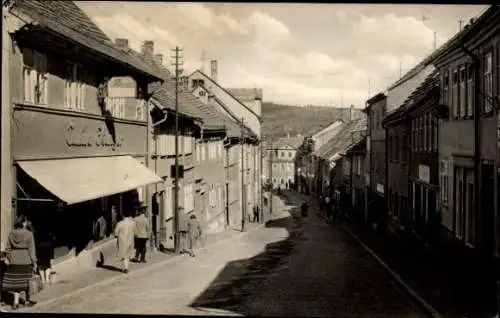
[452, 69, 459, 118]
[466, 64, 474, 117]
[192, 79, 205, 89]
[184, 136, 192, 154]
[201, 142, 206, 161]
[23, 50, 48, 105]
[433, 116, 438, 151]
[454, 167, 465, 239]
[106, 97, 125, 118]
[136, 100, 146, 121]
[427, 113, 432, 152]
[196, 143, 201, 162]
[65, 64, 85, 111]
[402, 133, 408, 162]
[166, 135, 175, 156]
[288, 151, 292, 158]
[483, 52, 493, 114]
[281, 151, 284, 157]
[465, 170, 474, 245]
[217, 142, 222, 158]
[443, 70, 450, 106]
[423, 115, 427, 151]
[183, 183, 194, 212]
[459, 66, 466, 118]
[440, 160, 449, 205]
[164, 185, 173, 220]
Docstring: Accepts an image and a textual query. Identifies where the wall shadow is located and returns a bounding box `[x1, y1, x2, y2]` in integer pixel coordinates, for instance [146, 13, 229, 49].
[189, 192, 306, 316]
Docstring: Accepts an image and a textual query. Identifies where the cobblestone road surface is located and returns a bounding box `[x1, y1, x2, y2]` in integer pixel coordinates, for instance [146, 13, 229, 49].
[26, 192, 427, 317]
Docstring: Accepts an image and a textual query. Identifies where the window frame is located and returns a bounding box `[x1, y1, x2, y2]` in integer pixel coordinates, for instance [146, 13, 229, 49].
[483, 51, 493, 115]
[452, 68, 459, 119]
[23, 50, 49, 105]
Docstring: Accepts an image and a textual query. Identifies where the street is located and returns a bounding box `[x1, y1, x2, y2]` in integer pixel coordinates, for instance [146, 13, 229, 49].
[26, 192, 427, 317]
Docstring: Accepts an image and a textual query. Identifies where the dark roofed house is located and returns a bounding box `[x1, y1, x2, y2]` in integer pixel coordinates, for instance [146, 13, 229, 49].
[3, 1, 167, 265]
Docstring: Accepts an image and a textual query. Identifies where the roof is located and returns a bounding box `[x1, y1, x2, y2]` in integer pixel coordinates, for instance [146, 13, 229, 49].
[271, 136, 303, 150]
[189, 70, 262, 120]
[382, 70, 439, 127]
[316, 117, 367, 161]
[345, 136, 367, 155]
[434, 5, 499, 63]
[387, 6, 491, 91]
[226, 88, 263, 101]
[12, 1, 162, 81]
[363, 93, 387, 112]
[306, 119, 344, 138]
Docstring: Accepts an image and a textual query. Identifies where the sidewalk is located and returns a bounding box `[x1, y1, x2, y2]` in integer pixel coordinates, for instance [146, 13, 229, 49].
[345, 223, 498, 318]
[1, 215, 270, 312]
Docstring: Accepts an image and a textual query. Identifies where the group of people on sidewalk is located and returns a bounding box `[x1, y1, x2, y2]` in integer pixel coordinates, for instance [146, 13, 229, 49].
[0, 215, 56, 311]
[102, 203, 202, 272]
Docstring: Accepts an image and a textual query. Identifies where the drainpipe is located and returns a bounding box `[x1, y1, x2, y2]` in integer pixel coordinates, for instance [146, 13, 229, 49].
[149, 105, 168, 250]
[147, 107, 168, 248]
[460, 43, 481, 243]
[460, 40, 490, 312]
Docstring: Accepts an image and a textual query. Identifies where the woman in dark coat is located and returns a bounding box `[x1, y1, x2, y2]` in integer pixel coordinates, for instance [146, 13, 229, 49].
[2, 216, 37, 310]
[35, 230, 54, 287]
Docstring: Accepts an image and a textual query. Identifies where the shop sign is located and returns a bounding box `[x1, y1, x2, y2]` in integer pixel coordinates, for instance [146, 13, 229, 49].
[65, 123, 124, 148]
[418, 164, 430, 183]
[376, 183, 384, 194]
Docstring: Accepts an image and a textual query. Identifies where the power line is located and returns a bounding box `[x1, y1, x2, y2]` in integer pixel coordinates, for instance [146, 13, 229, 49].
[170, 46, 184, 254]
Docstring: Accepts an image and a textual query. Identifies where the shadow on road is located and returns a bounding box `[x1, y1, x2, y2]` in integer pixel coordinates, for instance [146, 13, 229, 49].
[189, 192, 305, 316]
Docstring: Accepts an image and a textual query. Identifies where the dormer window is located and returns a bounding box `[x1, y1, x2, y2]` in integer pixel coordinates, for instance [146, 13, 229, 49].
[193, 79, 205, 89]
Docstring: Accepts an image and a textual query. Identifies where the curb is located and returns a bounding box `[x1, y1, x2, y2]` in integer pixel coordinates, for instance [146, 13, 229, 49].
[342, 225, 442, 318]
[19, 222, 267, 312]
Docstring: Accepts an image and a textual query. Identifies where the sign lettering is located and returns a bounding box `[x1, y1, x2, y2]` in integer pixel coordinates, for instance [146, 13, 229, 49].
[66, 124, 124, 148]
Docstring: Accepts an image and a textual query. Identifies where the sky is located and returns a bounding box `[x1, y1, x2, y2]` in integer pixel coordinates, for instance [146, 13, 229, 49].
[77, 2, 487, 108]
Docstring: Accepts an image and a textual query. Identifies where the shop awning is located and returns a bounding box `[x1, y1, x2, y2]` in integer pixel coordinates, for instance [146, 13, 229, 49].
[17, 156, 162, 205]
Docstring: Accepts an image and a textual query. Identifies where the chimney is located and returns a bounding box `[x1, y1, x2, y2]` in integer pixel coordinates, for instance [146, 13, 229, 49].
[115, 38, 129, 50]
[349, 104, 355, 121]
[154, 53, 163, 66]
[210, 60, 218, 82]
[141, 40, 154, 58]
[180, 76, 189, 90]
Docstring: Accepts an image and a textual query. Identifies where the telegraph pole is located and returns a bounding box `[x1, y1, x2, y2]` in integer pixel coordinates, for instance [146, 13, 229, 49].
[171, 46, 183, 254]
[240, 117, 246, 232]
[259, 137, 264, 222]
[269, 140, 273, 215]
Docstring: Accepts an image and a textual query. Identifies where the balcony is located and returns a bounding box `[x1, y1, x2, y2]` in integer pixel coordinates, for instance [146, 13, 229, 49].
[104, 97, 147, 121]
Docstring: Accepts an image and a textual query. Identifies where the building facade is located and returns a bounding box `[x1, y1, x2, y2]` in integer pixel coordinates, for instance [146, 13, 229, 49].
[433, 8, 500, 256]
[406, 73, 440, 241]
[4, 1, 163, 270]
[345, 137, 367, 222]
[363, 93, 387, 225]
[187, 70, 262, 227]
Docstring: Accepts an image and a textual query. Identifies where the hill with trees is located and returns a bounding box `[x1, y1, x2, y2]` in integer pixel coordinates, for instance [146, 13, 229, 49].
[262, 102, 360, 140]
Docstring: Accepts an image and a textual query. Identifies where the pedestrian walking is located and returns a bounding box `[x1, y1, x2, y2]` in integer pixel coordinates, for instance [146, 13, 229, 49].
[2, 216, 37, 310]
[253, 205, 260, 223]
[110, 205, 118, 233]
[35, 229, 54, 288]
[133, 204, 149, 263]
[0, 242, 7, 306]
[177, 207, 189, 254]
[93, 212, 107, 242]
[114, 209, 135, 273]
[187, 215, 202, 257]
[301, 201, 308, 217]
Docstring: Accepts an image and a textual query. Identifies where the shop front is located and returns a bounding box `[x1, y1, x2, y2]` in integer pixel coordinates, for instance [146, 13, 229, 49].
[410, 164, 438, 240]
[11, 106, 162, 268]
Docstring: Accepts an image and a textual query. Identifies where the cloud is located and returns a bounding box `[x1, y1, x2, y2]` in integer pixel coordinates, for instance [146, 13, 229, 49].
[353, 13, 447, 56]
[80, 2, 481, 107]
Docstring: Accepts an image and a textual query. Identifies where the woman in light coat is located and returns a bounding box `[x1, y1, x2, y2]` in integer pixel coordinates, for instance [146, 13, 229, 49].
[114, 210, 135, 273]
